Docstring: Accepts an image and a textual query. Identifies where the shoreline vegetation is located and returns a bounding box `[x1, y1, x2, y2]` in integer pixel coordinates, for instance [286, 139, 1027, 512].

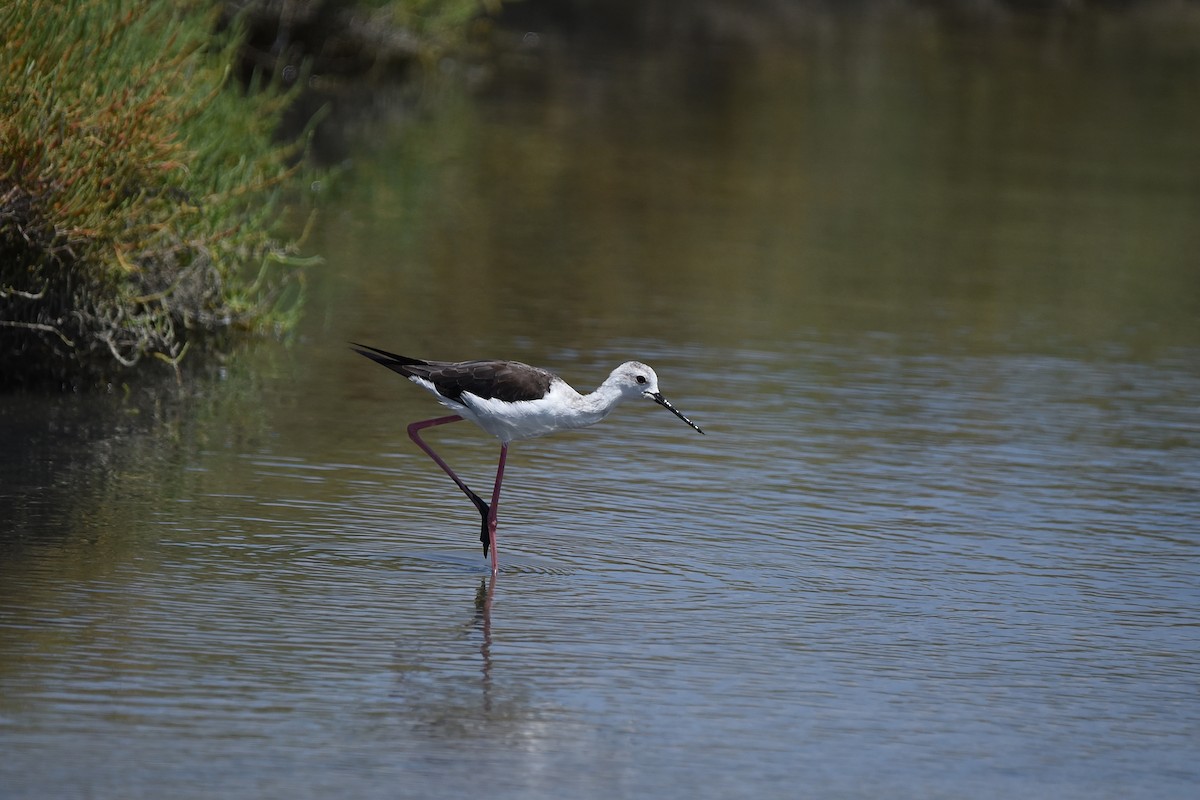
[0, 0, 489, 389]
[3, 0, 1197, 389]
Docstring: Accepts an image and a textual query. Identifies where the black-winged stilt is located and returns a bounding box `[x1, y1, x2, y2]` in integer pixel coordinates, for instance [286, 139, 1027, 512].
[352, 343, 704, 572]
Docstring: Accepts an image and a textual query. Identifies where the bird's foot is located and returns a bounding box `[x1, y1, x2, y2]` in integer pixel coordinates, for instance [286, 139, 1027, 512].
[478, 512, 491, 556]
[466, 493, 491, 556]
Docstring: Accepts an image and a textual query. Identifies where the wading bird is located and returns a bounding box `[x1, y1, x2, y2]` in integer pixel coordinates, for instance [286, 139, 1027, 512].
[353, 344, 705, 572]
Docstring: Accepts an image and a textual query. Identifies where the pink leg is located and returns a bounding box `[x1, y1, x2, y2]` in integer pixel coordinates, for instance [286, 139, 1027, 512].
[407, 415, 493, 558]
[486, 444, 509, 574]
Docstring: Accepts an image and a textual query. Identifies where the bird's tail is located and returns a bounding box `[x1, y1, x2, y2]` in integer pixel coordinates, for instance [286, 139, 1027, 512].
[351, 343, 427, 378]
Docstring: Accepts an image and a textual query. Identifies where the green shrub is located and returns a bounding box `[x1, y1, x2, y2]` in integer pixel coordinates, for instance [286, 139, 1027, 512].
[0, 0, 309, 386]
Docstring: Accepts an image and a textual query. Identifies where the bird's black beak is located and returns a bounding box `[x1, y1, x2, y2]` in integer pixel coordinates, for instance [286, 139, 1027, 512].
[648, 392, 705, 434]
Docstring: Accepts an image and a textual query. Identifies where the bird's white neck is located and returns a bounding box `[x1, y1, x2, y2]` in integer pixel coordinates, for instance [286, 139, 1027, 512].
[566, 374, 633, 427]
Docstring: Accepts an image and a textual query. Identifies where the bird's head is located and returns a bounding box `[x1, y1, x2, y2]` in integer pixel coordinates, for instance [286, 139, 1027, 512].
[613, 361, 705, 435]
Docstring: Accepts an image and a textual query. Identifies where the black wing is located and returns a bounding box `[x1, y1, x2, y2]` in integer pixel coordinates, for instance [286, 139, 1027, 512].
[414, 360, 555, 403]
[352, 343, 555, 403]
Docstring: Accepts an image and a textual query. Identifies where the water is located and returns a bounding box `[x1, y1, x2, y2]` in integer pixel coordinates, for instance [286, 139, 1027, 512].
[3, 13, 1200, 799]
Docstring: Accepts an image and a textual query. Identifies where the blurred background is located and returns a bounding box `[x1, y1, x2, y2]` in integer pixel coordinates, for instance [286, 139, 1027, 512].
[2, 2, 1199, 798]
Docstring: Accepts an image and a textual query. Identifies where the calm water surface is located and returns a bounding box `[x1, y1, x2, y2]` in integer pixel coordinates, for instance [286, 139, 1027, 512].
[3, 16, 1200, 799]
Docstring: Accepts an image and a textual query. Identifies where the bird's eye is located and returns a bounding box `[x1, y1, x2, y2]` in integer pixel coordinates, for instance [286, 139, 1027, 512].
[635, 375, 647, 384]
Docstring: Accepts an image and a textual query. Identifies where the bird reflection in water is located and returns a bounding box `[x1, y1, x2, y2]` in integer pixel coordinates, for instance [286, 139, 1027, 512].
[469, 574, 496, 712]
